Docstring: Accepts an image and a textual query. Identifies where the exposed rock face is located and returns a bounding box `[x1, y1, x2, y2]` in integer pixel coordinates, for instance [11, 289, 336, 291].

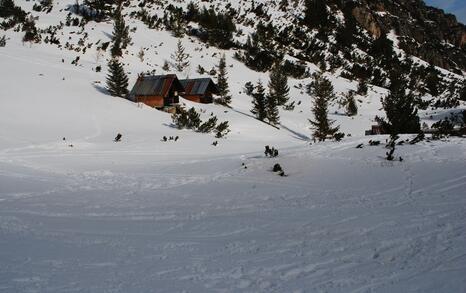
[349, 0, 466, 71]
[351, 6, 381, 39]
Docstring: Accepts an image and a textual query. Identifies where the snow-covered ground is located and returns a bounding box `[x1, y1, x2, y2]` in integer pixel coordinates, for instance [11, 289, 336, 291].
[1, 1, 466, 292]
[1, 135, 465, 292]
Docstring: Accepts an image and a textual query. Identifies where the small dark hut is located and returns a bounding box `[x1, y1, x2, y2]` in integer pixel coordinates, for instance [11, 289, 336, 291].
[179, 78, 219, 104]
[128, 74, 184, 109]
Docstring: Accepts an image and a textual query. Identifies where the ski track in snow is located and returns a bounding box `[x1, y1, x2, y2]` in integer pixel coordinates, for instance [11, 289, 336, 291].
[0, 138, 465, 293]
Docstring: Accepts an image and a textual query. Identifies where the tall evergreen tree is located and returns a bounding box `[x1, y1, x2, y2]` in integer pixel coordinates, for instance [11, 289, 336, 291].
[170, 39, 190, 72]
[106, 58, 128, 97]
[251, 81, 267, 121]
[425, 65, 440, 97]
[266, 92, 280, 125]
[268, 62, 290, 106]
[308, 73, 339, 141]
[216, 54, 231, 105]
[110, 4, 130, 57]
[380, 75, 420, 136]
[345, 91, 358, 116]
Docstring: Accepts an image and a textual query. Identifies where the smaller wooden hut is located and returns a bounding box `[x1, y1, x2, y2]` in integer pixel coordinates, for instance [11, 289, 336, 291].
[128, 74, 184, 109]
[179, 78, 220, 104]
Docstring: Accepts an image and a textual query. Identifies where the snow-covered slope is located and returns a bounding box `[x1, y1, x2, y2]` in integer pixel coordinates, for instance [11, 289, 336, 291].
[0, 1, 466, 292]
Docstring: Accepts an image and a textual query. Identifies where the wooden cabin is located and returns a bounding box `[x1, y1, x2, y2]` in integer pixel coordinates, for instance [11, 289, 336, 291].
[179, 78, 220, 104]
[128, 74, 184, 109]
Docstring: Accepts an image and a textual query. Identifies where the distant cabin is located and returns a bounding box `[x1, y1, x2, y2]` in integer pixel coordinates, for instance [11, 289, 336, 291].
[128, 74, 184, 109]
[179, 78, 219, 104]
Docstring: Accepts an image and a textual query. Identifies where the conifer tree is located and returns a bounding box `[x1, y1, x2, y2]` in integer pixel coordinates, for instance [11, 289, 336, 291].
[171, 39, 190, 72]
[216, 54, 231, 105]
[380, 75, 420, 137]
[345, 91, 358, 116]
[111, 4, 130, 57]
[106, 58, 128, 97]
[308, 73, 339, 141]
[268, 62, 289, 106]
[266, 92, 280, 125]
[251, 81, 267, 121]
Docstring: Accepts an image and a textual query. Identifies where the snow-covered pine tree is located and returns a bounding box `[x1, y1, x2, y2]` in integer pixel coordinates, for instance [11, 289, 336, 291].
[308, 73, 339, 141]
[171, 39, 190, 72]
[106, 58, 128, 97]
[216, 54, 231, 105]
[110, 4, 131, 58]
[251, 81, 268, 122]
[268, 62, 289, 106]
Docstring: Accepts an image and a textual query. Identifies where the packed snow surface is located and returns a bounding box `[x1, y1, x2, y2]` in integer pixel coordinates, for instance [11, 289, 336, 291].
[1, 1, 466, 292]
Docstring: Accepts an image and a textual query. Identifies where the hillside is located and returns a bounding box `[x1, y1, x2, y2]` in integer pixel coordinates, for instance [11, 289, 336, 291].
[0, 0, 466, 292]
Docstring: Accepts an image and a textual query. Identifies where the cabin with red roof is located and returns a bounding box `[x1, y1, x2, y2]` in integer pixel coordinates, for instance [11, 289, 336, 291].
[128, 74, 184, 109]
[179, 78, 219, 104]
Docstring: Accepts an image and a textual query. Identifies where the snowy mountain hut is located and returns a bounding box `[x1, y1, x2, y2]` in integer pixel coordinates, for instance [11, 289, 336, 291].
[128, 74, 184, 109]
[179, 78, 219, 104]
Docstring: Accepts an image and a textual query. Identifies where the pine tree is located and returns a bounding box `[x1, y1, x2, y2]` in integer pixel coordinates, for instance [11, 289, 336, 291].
[106, 58, 128, 97]
[266, 92, 280, 125]
[251, 81, 268, 121]
[186, 107, 201, 129]
[380, 75, 420, 137]
[171, 39, 190, 72]
[308, 73, 339, 141]
[345, 91, 358, 116]
[110, 5, 130, 57]
[216, 54, 231, 105]
[268, 62, 289, 106]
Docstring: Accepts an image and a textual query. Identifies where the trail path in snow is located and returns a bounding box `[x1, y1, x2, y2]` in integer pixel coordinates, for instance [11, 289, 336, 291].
[0, 137, 465, 293]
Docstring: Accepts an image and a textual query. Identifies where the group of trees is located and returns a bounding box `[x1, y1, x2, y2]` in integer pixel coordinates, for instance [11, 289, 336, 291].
[249, 63, 290, 126]
[171, 106, 230, 138]
[192, 7, 236, 49]
[0, 0, 26, 29]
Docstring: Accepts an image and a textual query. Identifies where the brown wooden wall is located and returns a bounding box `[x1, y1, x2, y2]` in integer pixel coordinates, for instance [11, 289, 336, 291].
[183, 95, 213, 104]
[136, 95, 164, 108]
[183, 95, 202, 103]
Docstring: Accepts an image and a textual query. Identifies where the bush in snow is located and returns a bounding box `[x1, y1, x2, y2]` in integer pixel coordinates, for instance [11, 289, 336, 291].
[197, 116, 218, 133]
[186, 107, 201, 129]
[215, 121, 230, 138]
[0, 35, 6, 47]
[22, 17, 41, 43]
